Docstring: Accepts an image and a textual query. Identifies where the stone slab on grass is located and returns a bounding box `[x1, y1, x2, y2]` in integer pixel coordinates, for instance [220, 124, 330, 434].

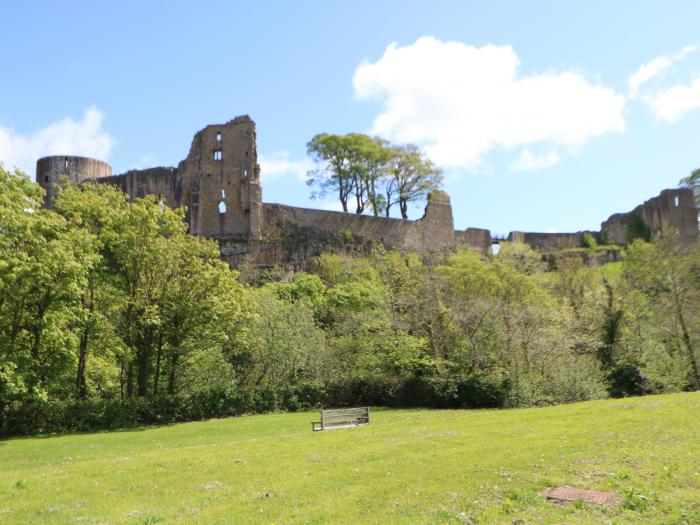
[544, 486, 618, 506]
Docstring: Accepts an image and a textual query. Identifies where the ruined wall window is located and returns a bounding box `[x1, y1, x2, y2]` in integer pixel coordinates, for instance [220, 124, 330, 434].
[492, 243, 501, 255]
[216, 132, 222, 142]
[64, 159, 69, 168]
[675, 195, 680, 207]
[44, 176, 49, 183]
[214, 150, 222, 161]
[218, 188, 227, 214]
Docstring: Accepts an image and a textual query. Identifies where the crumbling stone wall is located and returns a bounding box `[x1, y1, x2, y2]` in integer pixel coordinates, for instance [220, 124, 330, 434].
[36, 115, 699, 270]
[601, 188, 698, 246]
[455, 228, 492, 255]
[263, 190, 456, 253]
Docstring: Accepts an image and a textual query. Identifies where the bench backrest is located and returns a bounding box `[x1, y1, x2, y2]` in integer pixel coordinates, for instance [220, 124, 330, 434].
[320, 407, 370, 428]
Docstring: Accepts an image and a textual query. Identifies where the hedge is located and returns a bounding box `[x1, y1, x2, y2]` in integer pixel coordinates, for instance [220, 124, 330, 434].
[1, 375, 508, 438]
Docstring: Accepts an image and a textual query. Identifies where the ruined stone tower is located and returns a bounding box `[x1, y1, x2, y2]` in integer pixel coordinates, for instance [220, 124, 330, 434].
[177, 116, 262, 240]
[36, 155, 112, 207]
[43, 116, 264, 244]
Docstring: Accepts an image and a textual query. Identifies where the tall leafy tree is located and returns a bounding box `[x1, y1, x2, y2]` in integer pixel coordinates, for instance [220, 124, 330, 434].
[0, 166, 95, 424]
[385, 144, 443, 219]
[306, 133, 358, 213]
[307, 133, 442, 218]
[623, 236, 700, 390]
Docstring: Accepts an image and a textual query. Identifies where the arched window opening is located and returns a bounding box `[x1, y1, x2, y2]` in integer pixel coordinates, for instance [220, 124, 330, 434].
[218, 188, 227, 214]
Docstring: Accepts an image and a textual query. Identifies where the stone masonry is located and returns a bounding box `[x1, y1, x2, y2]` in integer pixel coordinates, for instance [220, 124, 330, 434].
[36, 115, 699, 268]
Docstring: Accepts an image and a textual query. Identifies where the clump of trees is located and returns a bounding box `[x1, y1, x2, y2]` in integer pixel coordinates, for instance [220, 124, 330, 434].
[306, 133, 443, 218]
[2, 164, 700, 437]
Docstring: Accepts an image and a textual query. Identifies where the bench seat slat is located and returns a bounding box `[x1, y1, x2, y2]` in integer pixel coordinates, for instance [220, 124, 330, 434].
[321, 414, 368, 421]
[321, 409, 368, 415]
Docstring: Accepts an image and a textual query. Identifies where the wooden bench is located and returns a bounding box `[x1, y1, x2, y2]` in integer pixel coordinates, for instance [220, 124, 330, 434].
[311, 407, 370, 431]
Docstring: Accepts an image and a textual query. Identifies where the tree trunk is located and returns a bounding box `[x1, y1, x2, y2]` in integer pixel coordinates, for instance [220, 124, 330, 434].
[676, 299, 700, 389]
[137, 346, 151, 398]
[75, 328, 89, 400]
[167, 352, 179, 395]
[126, 362, 134, 398]
[120, 362, 125, 400]
[0, 399, 6, 438]
[152, 332, 164, 397]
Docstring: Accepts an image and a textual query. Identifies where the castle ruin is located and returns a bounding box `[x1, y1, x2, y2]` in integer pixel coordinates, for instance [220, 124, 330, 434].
[37, 116, 699, 267]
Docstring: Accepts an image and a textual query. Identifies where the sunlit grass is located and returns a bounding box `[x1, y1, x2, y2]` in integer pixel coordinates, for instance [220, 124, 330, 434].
[1, 392, 699, 524]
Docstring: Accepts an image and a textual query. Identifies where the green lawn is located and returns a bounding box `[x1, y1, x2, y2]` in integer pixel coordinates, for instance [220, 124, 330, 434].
[1, 393, 699, 524]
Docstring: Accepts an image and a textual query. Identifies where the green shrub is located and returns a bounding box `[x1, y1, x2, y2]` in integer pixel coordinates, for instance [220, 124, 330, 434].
[581, 232, 598, 249]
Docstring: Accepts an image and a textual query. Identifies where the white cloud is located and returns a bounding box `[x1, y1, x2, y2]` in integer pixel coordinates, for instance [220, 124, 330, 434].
[259, 152, 312, 183]
[0, 106, 113, 179]
[647, 77, 700, 122]
[629, 57, 674, 96]
[511, 148, 559, 172]
[629, 45, 700, 122]
[545, 227, 559, 234]
[353, 37, 625, 170]
[628, 45, 696, 97]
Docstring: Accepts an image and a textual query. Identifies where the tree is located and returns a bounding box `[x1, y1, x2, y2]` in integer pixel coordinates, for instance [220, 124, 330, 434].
[306, 133, 358, 213]
[307, 133, 443, 218]
[385, 144, 443, 219]
[54, 181, 130, 399]
[623, 236, 700, 390]
[0, 165, 95, 425]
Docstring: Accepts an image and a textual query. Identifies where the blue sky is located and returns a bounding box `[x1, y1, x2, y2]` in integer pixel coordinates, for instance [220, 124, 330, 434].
[2, 1, 700, 234]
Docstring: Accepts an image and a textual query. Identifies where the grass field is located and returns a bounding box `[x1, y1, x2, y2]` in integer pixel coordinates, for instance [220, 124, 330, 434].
[1, 393, 699, 524]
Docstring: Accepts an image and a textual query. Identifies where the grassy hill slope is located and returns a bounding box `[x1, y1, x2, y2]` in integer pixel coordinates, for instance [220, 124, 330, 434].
[1, 393, 699, 524]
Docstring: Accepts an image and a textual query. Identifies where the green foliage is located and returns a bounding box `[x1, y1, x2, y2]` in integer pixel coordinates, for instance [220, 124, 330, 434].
[3, 165, 700, 438]
[306, 133, 442, 218]
[496, 241, 544, 274]
[581, 232, 598, 248]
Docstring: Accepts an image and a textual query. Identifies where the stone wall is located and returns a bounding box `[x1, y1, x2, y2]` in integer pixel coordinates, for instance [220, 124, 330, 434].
[601, 188, 698, 246]
[263, 190, 457, 253]
[455, 228, 492, 255]
[507, 231, 595, 252]
[36, 115, 699, 271]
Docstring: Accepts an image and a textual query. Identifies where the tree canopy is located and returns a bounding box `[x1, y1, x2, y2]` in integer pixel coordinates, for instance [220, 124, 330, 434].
[2, 163, 700, 436]
[306, 133, 443, 218]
